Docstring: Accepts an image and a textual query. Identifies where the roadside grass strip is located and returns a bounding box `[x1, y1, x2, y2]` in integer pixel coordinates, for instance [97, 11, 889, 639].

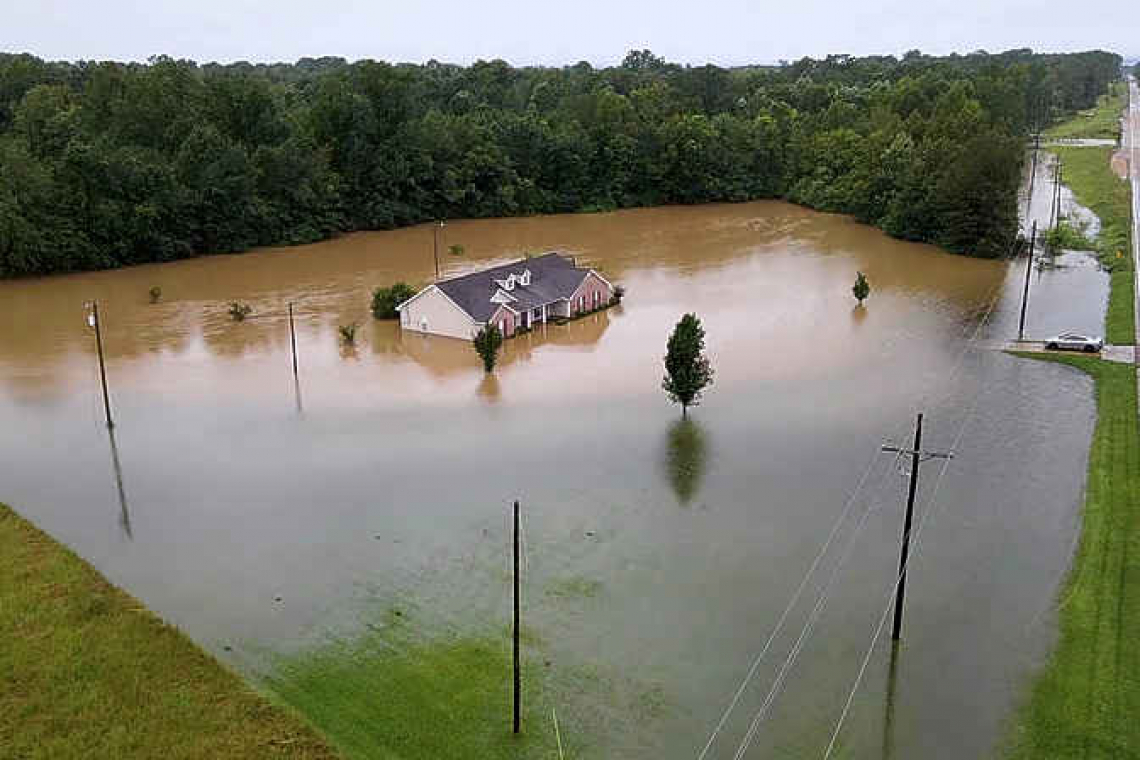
[1050, 145, 1135, 345]
[0, 504, 339, 760]
[1045, 82, 1128, 141]
[1003, 354, 1140, 758]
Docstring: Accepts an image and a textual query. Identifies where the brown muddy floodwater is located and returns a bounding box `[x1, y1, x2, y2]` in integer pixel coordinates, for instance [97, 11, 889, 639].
[0, 201, 1109, 758]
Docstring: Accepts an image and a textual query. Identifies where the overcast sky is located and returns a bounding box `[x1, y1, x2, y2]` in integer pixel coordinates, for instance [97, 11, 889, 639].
[7, 0, 1136, 67]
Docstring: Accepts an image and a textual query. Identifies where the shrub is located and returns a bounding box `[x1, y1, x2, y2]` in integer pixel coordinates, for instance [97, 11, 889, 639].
[472, 324, 504, 373]
[852, 271, 870, 305]
[610, 284, 626, 305]
[228, 302, 252, 321]
[148, 286, 162, 304]
[338, 323, 359, 346]
[372, 282, 416, 320]
[448, 244, 465, 256]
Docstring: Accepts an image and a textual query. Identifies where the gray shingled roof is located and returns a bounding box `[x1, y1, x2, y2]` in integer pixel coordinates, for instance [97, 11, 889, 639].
[434, 252, 590, 323]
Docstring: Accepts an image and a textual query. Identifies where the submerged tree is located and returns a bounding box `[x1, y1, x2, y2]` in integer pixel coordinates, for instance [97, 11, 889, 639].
[338, 322, 359, 346]
[371, 282, 415, 319]
[148, 286, 162, 303]
[852, 271, 870, 305]
[227, 302, 252, 321]
[473, 324, 504, 373]
[662, 313, 714, 417]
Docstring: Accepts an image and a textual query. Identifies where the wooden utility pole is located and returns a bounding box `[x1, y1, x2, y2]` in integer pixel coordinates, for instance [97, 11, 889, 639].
[1018, 221, 1038, 341]
[433, 220, 444, 280]
[513, 499, 521, 735]
[882, 414, 953, 641]
[1027, 133, 1040, 208]
[88, 301, 114, 429]
[288, 302, 298, 379]
[1048, 160, 1064, 236]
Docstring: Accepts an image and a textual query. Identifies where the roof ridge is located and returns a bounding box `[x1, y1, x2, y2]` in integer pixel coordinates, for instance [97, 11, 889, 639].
[435, 251, 565, 285]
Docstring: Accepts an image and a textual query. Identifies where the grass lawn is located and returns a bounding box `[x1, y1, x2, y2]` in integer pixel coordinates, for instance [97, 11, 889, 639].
[1046, 81, 1127, 140]
[0, 503, 339, 760]
[1049, 145, 1135, 345]
[264, 605, 669, 759]
[1004, 354, 1140, 758]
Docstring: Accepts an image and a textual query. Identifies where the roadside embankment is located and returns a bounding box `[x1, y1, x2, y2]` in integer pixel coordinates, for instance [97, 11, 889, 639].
[1002, 354, 1140, 759]
[0, 503, 339, 760]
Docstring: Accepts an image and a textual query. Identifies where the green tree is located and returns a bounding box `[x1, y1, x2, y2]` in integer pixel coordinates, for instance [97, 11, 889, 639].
[371, 282, 415, 319]
[852, 271, 870, 305]
[662, 313, 714, 417]
[472, 324, 504, 373]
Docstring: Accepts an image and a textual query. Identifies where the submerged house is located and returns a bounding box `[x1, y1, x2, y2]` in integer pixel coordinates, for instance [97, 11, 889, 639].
[396, 252, 615, 340]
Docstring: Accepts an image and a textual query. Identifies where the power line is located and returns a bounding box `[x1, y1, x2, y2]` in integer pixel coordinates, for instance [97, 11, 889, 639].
[819, 256, 1011, 758]
[730, 453, 904, 760]
[821, 368, 989, 759]
[699, 227, 1024, 758]
[694, 446, 894, 760]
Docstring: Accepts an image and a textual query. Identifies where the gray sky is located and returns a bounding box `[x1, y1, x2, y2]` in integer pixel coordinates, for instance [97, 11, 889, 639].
[7, 0, 1135, 66]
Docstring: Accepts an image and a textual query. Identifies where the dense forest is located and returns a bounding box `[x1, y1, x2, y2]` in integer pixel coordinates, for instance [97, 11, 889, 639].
[0, 48, 1122, 277]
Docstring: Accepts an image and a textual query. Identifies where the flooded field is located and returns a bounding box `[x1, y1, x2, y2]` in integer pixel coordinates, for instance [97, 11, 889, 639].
[0, 200, 1110, 758]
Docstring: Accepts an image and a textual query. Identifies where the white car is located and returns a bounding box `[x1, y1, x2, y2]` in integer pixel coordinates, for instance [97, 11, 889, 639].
[1044, 333, 1103, 353]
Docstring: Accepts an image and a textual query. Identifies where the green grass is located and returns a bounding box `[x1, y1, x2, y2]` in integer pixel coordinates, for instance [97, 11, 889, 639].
[1004, 354, 1140, 758]
[0, 503, 339, 760]
[264, 609, 668, 759]
[1050, 145, 1135, 345]
[1046, 81, 1127, 140]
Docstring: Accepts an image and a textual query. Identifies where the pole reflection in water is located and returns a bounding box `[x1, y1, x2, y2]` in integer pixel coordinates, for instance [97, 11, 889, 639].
[881, 642, 901, 760]
[107, 427, 132, 540]
[293, 375, 304, 416]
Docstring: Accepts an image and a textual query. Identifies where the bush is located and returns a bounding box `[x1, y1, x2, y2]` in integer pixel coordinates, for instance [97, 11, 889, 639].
[228, 302, 252, 321]
[852, 272, 870, 305]
[372, 282, 416, 320]
[1043, 220, 1096, 252]
[472, 324, 504, 373]
[448, 244, 465, 256]
[338, 323, 359, 345]
[610, 284, 626, 305]
[148, 286, 162, 304]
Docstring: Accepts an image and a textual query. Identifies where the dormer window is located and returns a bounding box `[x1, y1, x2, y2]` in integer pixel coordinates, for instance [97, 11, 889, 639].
[519, 270, 531, 286]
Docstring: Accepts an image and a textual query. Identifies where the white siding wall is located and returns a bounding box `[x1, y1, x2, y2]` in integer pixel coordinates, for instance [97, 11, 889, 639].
[400, 287, 478, 340]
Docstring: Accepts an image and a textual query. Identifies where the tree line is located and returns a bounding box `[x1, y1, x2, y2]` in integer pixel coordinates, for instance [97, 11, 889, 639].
[0, 47, 1122, 277]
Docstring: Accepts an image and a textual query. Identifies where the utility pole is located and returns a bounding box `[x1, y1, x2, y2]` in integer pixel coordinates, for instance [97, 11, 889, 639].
[86, 300, 114, 429]
[1027, 133, 1040, 208]
[288, 302, 298, 379]
[882, 414, 953, 641]
[1048, 160, 1063, 236]
[433, 220, 444, 280]
[1018, 221, 1037, 341]
[513, 499, 521, 735]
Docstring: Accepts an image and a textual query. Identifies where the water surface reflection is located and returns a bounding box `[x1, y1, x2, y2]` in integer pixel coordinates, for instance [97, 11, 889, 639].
[0, 200, 1108, 759]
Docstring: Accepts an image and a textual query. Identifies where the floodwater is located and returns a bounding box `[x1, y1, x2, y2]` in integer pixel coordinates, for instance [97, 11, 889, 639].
[0, 199, 1108, 758]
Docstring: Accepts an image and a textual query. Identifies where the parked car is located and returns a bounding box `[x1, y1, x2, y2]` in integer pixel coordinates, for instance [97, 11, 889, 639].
[1044, 333, 1103, 352]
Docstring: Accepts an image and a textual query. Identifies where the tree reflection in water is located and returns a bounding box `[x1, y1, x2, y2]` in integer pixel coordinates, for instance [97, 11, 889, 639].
[476, 373, 501, 404]
[663, 417, 708, 506]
